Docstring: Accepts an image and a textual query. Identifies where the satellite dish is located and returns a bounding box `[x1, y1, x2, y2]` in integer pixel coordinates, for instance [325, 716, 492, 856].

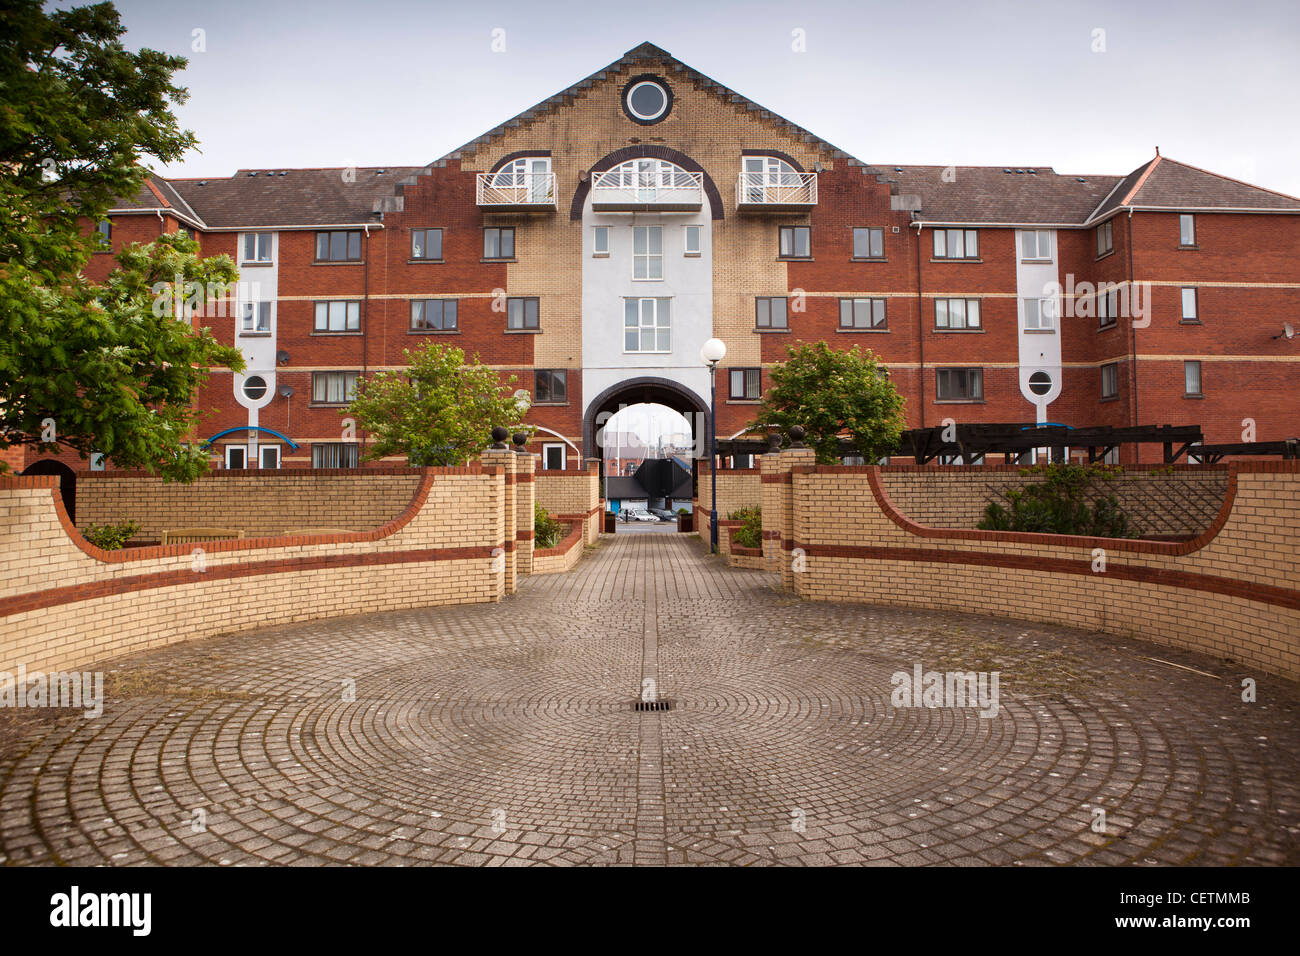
[1274, 322, 1295, 341]
[513, 389, 532, 413]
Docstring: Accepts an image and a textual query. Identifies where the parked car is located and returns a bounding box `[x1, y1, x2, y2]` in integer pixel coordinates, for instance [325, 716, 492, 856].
[620, 509, 659, 522]
[647, 508, 676, 522]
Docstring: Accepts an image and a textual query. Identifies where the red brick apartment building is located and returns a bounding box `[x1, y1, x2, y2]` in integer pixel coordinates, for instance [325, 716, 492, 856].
[18, 42, 1300, 476]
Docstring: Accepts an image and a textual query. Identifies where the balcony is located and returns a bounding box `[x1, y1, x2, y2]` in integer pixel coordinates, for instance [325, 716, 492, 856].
[590, 166, 704, 212]
[736, 170, 818, 213]
[475, 171, 557, 214]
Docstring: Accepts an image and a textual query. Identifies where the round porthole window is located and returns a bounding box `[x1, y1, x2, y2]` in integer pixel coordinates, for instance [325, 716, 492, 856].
[622, 76, 672, 124]
[1028, 371, 1053, 396]
[243, 375, 268, 401]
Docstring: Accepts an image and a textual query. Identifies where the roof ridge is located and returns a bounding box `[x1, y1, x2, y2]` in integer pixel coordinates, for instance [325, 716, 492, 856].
[1119, 155, 1161, 207]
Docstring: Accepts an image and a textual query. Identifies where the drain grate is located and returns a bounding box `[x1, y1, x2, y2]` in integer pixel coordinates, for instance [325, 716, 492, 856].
[632, 700, 673, 712]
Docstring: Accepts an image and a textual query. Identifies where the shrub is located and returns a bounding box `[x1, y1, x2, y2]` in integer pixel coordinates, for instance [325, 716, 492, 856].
[729, 505, 763, 549]
[978, 463, 1133, 537]
[83, 519, 139, 551]
[534, 503, 565, 550]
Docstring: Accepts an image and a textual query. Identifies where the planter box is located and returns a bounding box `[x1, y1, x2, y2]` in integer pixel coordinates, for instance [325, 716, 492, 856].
[677, 513, 693, 533]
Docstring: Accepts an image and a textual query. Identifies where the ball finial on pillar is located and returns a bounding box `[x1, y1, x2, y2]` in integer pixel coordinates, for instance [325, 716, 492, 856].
[491, 426, 509, 449]
[788, 425, 806, 448]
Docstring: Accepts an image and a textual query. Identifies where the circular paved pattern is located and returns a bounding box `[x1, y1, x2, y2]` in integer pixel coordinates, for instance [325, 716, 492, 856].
[0, 534, 1297, 866]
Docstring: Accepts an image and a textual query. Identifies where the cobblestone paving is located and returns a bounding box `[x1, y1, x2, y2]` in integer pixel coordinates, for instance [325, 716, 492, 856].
[1, 534, 1297, 866]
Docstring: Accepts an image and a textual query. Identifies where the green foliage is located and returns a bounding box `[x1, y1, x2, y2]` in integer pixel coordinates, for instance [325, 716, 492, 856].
[346, 342, 526, 466]
[0, 2, 238, 481]
[978, 463, 1134, 537]
[752, 342, 905, 465]
[729, 505, 762, 549]
[1, 230, 244, 480]
[0, 0, 196, 274]
[82, 518, 138, 550]
[534, 503, 565, 550]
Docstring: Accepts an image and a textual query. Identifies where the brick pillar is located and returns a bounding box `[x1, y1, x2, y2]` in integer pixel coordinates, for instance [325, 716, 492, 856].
[514, 443, 535, 577]
[773, 445, 814, 591]
[698, 459, 713, 549]
[584, 458, 601, 545]
[482, 444, 517, 595]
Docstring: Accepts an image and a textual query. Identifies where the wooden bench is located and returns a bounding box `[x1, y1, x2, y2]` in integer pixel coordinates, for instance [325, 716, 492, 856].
[160, 528, 246, 545]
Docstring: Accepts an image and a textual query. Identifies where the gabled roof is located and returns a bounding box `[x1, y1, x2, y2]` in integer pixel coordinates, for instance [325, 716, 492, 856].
[1105, 155, 1300, 214]
[880, 165, 1122, 225]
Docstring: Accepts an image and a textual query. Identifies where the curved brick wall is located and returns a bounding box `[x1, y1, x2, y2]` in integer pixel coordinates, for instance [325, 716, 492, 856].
[766, 454, 1300, 681]
[0, 465, 513, 675]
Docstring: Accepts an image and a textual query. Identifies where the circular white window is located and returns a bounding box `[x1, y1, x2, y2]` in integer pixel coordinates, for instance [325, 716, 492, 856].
[625, 80, 669, 122]
[1028, 371, 1053, 396]
[243, 375, 268, 401]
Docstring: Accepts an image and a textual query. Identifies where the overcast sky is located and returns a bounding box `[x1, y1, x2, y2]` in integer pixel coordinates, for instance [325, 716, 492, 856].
[103, 0, 1300, 196]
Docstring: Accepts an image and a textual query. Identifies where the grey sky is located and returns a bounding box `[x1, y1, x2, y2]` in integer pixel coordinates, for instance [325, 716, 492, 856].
[104, 0, 1300, 196]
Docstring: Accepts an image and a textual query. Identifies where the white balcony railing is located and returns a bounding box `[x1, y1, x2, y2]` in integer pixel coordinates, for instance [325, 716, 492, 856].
[736, 170, 818, 207]
[476, 171, 557, 208]
[590, 167, 704, 209]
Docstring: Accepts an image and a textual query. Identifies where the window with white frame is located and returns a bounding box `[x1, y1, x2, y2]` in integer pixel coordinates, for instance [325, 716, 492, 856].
[260, 445, 281, 469]
[1179, 214, 1196, 246]
[933, 228, 979, 259]
[312, 371, 358, 405]
[624, 298, 671, 352]
[1023, 297, 1056, 331]
[315, 300, 360, 333]
[633, 226, 663, 279]
[542, 443, 566, 471]
[242, 232, 273, 263]
[225, 445, 246, 469]
[1181, 287, 1198, 322]
[1020, 229, 1052, 261]
[592, 226, 610, 256]
[683, 224, 701, 256]
[935, 298, 981, 329]
[241, 301, 272, 333]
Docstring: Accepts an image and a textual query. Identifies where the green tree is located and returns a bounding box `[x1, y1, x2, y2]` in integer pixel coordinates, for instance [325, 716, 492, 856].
[2, 232, 244, 479]
[752, 342, 906, 465]
[347, 342, 528, 467]
[0, 0, 238, 480]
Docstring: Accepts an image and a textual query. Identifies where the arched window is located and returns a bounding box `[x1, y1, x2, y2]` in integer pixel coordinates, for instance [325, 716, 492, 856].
[741, 155, 803, 202]
[599, 158, 697, 201]
[488, 157, 552, 203]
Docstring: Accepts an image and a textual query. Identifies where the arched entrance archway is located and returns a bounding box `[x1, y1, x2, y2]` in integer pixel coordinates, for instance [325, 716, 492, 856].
[22, 458, 76, 523]
[583, 376, 710, 463]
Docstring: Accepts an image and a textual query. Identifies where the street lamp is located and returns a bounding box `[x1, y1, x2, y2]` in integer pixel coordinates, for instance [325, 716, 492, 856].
[700, 337, 727, 553]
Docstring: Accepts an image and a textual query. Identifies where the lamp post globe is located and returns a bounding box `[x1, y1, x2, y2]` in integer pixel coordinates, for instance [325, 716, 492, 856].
[700, 338, 726, 365]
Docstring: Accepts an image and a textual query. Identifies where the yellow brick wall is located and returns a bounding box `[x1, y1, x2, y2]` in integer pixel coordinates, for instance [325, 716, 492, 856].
[0, 466, 509, 674]
[780, 463, 1300, 681]
[77, 470, 424, 541]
